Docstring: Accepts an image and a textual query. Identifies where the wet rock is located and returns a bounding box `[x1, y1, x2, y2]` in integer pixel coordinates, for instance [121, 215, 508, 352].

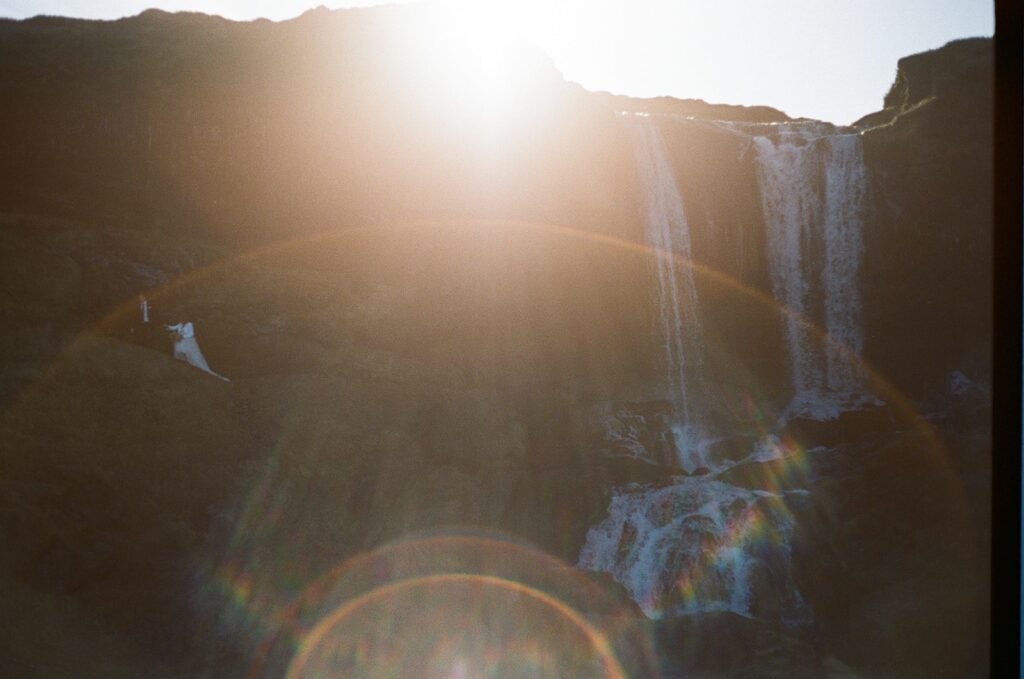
[655, 613, 822, 678]
[783, 404, 898, 449]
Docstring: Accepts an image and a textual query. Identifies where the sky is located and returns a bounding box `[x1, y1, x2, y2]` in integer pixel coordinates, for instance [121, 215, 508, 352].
[0, 0, 994, 124]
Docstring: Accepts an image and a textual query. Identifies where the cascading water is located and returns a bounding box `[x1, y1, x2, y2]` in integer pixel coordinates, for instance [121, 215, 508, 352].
[625, 114, 711, 473]
[579, 115, 813, 623]
[754, 124, 875, 419]
[581, 118, 877, 624]
[753, 127, 824, 410]
[577, 477, 809, 621]
[822, 133, 868, 394]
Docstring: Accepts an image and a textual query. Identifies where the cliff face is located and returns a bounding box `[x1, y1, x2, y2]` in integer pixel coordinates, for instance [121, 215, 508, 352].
[858, 37, 993, 399]
[0, 7, 991, 677]
[0, 11, 990, 405]
[0, 7, 635, 241]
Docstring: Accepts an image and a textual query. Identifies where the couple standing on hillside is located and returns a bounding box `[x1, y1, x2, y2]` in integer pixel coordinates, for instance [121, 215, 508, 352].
[136, 294, 229, 382]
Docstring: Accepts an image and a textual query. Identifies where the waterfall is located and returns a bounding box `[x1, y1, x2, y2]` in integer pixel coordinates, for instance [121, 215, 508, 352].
[754, 124, 873, 419]
[626, 114, 710, 472]
[577, 478, 809, 622]
[579, 119, 878, 626]
[822, 133, 868, 393]
[578, 115, 813, 624]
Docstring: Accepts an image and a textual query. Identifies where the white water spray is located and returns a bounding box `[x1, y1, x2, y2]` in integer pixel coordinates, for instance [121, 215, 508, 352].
[579, 116, 817, 623]
[754, 125, 873, 419]
[578, 477, 809, 622]
[626, 114, 712, 471]
[822, 133, 868, 394]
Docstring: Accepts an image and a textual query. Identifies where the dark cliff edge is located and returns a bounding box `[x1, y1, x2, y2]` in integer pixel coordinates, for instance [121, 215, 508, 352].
[0, 6, 633, 242]
[595, 91, 792, 123]
[856, 37, 992, 402]
[0, 6, 991, 677]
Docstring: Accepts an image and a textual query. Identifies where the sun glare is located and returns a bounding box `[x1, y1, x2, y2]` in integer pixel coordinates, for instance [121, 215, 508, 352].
[395, 1, 542, 141]
[447, 6, 519, 113]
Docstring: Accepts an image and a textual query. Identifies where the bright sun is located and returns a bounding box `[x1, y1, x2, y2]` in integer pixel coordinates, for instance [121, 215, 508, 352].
[395, 1, 541, 135]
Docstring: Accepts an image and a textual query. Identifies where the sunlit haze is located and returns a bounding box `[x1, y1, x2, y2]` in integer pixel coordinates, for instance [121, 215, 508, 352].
[0, 0, 997, 673]
[0, 0, 993, 124]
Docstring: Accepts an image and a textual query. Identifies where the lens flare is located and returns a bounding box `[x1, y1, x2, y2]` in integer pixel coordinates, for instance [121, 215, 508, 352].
[1, 215, 983, 674]
[245, 532, 658, 678]
[286, 574, 626, 679]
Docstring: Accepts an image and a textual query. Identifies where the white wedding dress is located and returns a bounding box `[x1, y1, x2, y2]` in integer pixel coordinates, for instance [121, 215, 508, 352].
[166, 322, 229, 381]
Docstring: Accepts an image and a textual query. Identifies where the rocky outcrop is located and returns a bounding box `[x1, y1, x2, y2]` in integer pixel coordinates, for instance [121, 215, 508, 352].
[856, 38, 992, 401]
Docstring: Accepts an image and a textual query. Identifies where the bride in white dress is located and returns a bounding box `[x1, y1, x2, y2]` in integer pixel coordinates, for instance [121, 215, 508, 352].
[166, 321, 230, 382]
